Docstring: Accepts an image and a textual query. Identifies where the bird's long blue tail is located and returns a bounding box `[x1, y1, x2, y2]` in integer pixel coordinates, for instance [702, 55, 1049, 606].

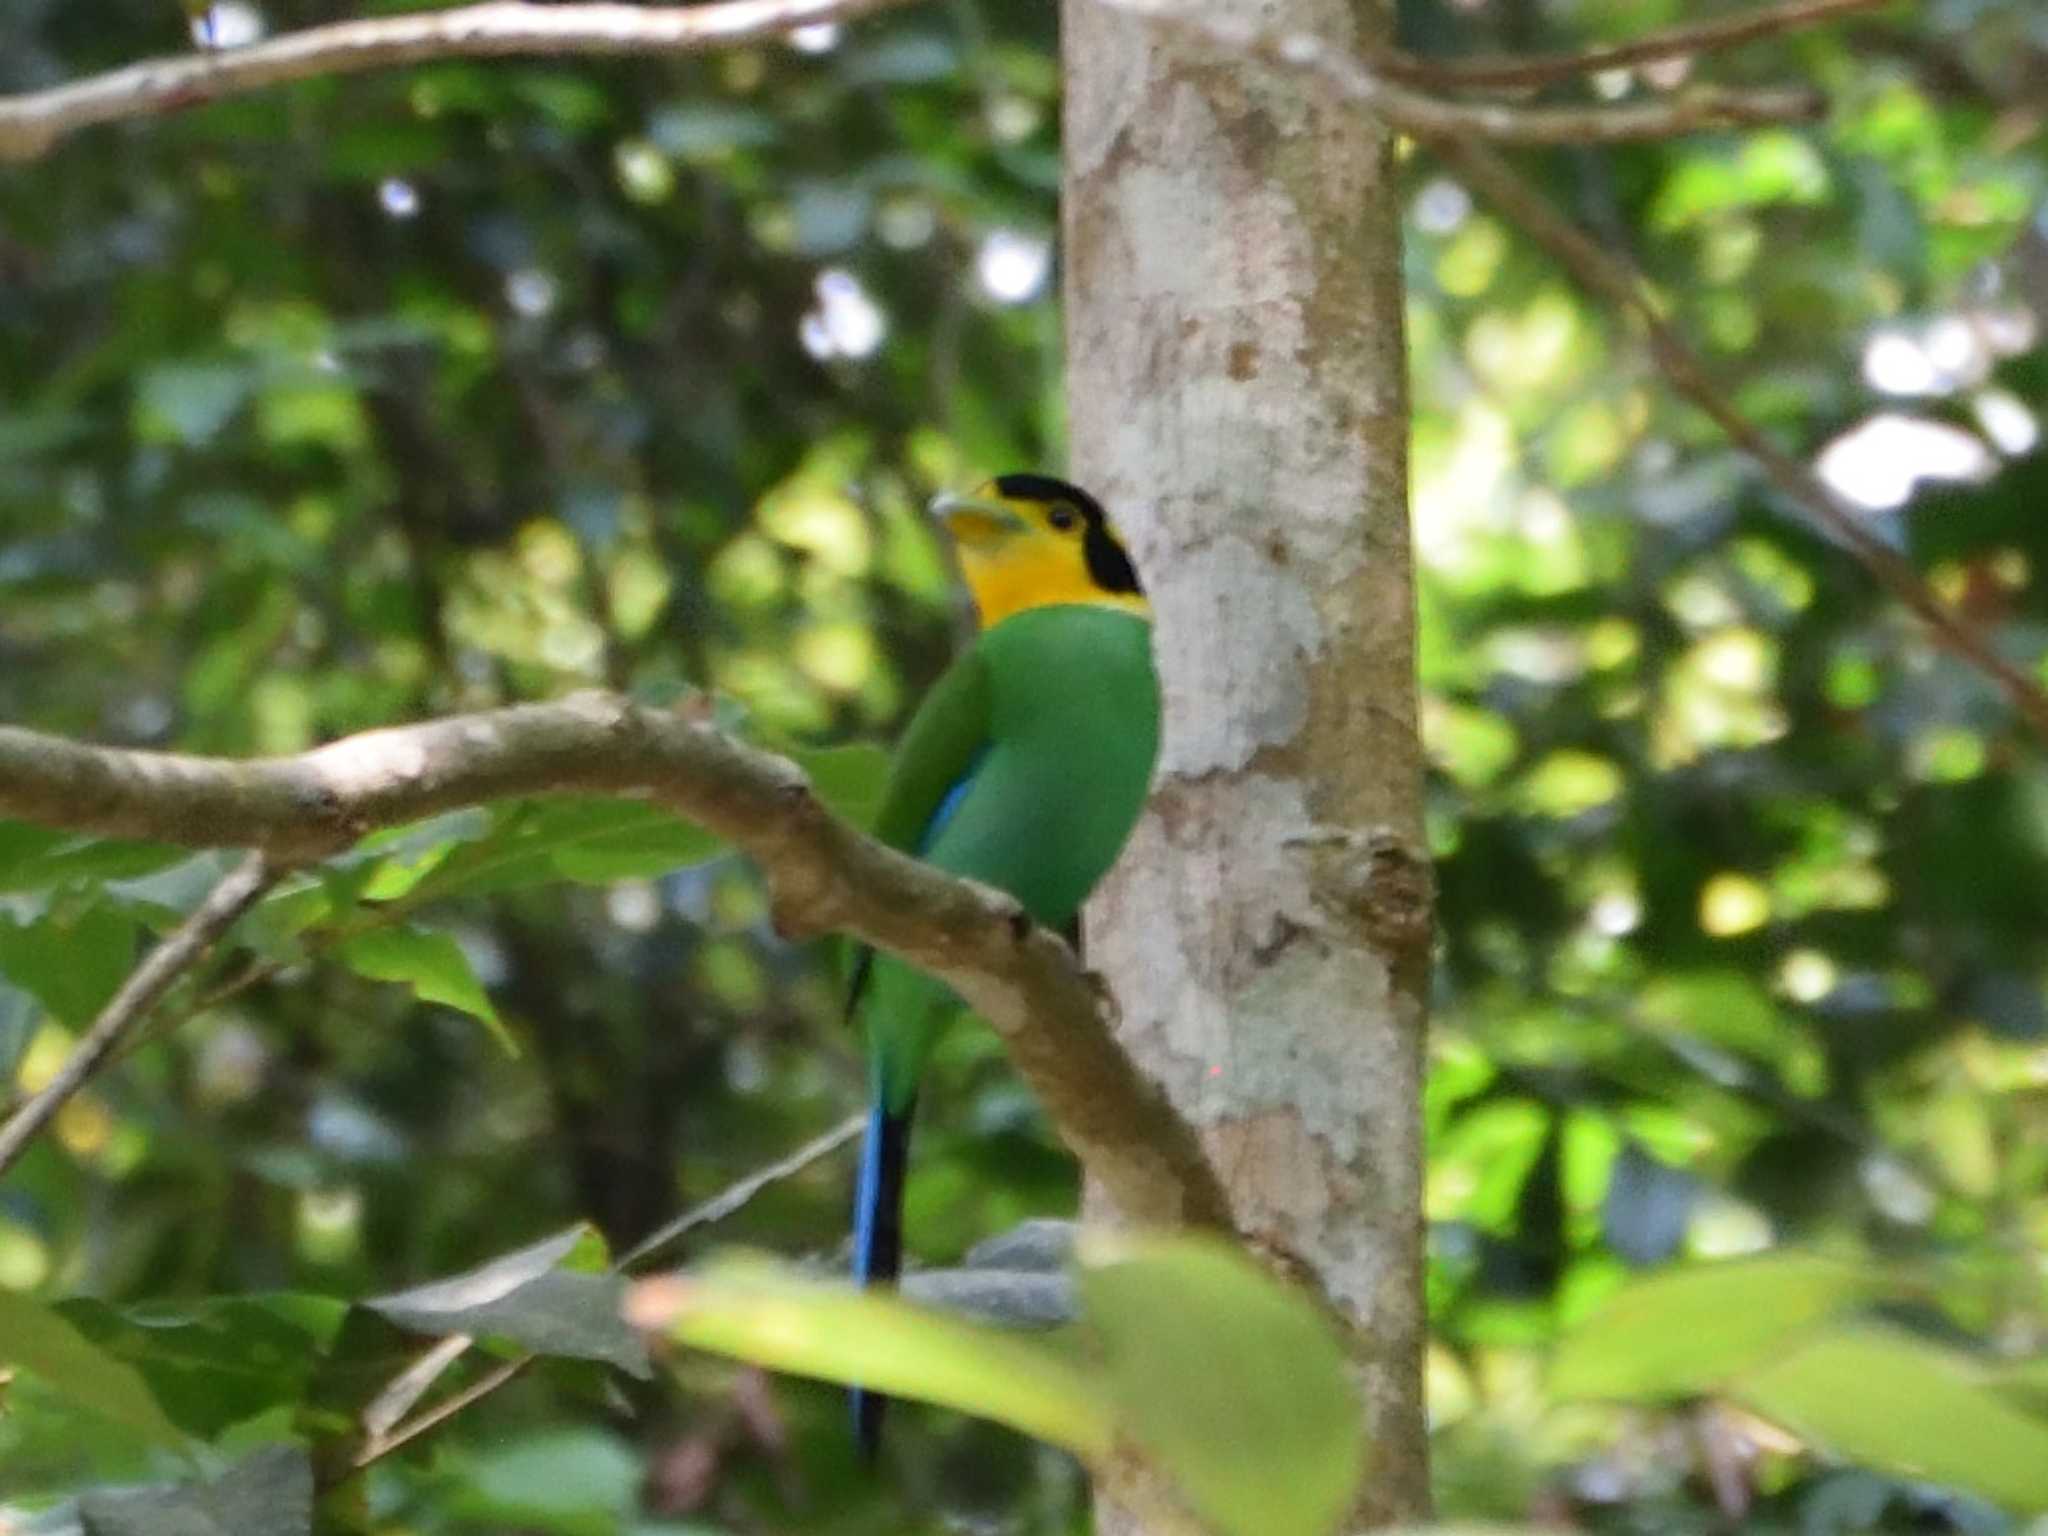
[850, 1095, 915, 1459]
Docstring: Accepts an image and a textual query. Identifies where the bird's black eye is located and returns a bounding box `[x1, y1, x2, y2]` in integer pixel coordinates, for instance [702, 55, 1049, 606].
[1046, 502, 1078, 532]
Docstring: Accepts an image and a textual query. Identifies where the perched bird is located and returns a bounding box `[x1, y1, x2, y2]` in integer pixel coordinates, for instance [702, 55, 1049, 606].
[847, 472, 1159, 1455]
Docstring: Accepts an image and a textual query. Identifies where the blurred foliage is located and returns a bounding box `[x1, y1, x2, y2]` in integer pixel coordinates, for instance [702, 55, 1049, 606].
[639, 1234, 1364, 1536]
[2, 0, 2048, 1529]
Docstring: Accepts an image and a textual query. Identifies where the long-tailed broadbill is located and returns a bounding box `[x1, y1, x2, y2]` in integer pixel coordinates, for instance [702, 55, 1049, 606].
[846, 472, 1159, 1455]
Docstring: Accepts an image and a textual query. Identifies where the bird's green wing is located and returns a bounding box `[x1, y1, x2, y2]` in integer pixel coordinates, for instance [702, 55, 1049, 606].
[845, 645, 993, 1013]
[869, 645, 994, 855]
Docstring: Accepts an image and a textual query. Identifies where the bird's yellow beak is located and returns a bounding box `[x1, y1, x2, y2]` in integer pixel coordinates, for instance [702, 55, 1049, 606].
[929, 491, 1026, 549]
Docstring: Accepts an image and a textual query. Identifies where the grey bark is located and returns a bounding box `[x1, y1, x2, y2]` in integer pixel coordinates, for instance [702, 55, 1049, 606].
[1062, 0, 1433, 1526]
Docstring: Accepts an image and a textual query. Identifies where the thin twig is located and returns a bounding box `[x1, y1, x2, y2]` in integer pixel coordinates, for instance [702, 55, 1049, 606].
[351, 1112, 865, 1469]
[1424, 134, 2048, 743]
[622, 1111, 867, 1269]
[0, 854, 280, 1177]
[1097, 0, 1824, 143]
[0, 0, 919, 163]
[359, 1334, 475, 1441]
[351, 1355, 534, 1468]
[1371, 0, 1898, 93]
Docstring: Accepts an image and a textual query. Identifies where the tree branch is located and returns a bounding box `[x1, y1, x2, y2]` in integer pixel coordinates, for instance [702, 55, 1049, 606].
[0, 0, 920, 164]
[0, 0, 1827, 165]
[353, 1355, 535, 1470]
[0, 853, 280, 1177]
[1370, 0, 1897, 93]
[355, 1112, 865, 1468]
[0, 695, 1234, 1231]
[621, 1111, 868, 1269]
[1097, 0, 1823, 143]
[1423, 134, 2048, 744]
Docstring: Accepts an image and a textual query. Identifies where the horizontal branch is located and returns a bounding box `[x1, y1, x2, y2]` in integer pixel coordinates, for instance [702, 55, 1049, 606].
[0, 0, 918, 163]
[1098, 0, 1824, 143]
[1424, 133, 2048, 745]
[1371, 0, 1895, 93]
[0, 695, 1234, 1231]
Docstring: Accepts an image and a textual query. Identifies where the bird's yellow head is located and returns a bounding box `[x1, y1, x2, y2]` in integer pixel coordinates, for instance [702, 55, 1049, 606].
[931, 473, 1148, 630]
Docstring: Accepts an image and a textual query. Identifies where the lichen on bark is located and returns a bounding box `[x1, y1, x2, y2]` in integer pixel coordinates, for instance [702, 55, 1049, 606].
[1062, 0, 1431, 1526]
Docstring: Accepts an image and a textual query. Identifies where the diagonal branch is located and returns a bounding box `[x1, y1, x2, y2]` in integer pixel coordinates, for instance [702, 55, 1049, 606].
[0, 695, 1233, 1231]
[1370, 0, 1897, 93]
[0, 853, 281, 1177]
[354, 1112, 867, 1469]
[1097, 0, 1823, 143]
[0, 0, 919, 163]
[1423, 134, 2048, 744]
[621, 1111, 869, 1270]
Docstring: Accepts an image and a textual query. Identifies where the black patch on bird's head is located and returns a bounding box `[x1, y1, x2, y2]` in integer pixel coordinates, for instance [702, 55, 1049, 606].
[989, 473, 1144, 597]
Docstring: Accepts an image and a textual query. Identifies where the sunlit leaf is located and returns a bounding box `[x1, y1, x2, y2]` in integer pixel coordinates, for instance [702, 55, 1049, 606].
[629, 1254, 1111, 1457]
[337, 926, 513, 1054]
[1737, 1328, 2048, 1512]
[1551, 1254, 1880, 1401]
[1077, 1234, 1365, 1536]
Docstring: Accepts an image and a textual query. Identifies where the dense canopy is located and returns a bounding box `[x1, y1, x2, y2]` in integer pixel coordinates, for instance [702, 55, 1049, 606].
[2, 0, 2047, 1530]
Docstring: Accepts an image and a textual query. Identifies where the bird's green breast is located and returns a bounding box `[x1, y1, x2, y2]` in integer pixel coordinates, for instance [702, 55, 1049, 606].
[862, 602, 1159, 1103]
[925, 603, 1159, 923]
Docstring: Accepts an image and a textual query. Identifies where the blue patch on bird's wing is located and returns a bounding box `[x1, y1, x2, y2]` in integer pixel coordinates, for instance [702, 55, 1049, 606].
[917, 748, 989, 854]
[846, 747, 990, 1019]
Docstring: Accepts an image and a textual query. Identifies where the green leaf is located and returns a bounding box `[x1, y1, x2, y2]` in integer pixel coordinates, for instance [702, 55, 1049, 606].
[1736, 1328, 2048, 1512]
[0, 823, 189, 894]
[59, 1294, 347, 1439]
[442, 1428, 640, 1530]
[337, 926, 513, 1055]
[79, 1445, 311, 1536]
[132, 360, 254, 447]
[241, 880, 334, 960]
[543, 805, 724, 884]
[319, 740, 881, 910]
[1076, 1234, 1365, 1536]
[400, 799, 720, 903]
[0, 1289, 187, 1451]
[349, 809, 491, 901]
[632, 1253, 1111, 1457]
[1550, 1254, 1880, 1401]
[793, 743, 891, 831]
[106, 851, 240, 919]
[1994, 1354, 2048, 1416]
[368, 1225, 647, 1377]
[0, 904, 138, 1027]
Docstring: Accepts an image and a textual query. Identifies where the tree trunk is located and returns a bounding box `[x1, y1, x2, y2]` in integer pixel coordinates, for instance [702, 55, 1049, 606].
[1061, 0, 1432, 1527]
